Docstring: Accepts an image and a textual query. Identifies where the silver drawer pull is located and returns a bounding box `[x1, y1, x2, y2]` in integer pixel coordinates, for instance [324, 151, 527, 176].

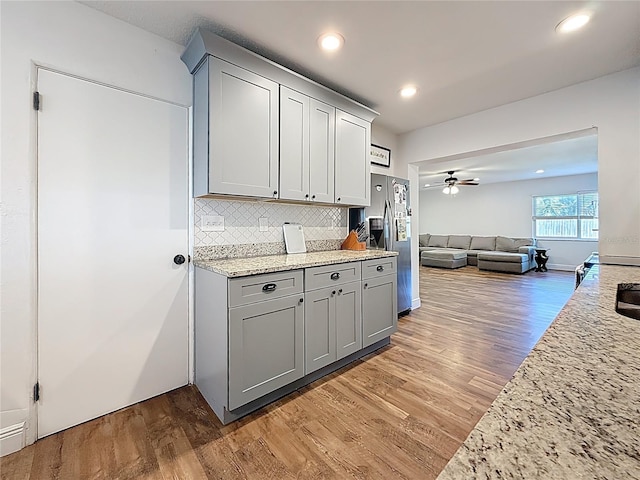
[262, 283, 277, 292]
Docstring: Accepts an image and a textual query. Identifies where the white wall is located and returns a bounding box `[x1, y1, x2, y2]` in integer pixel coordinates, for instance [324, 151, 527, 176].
[0, 1, 191, 452]
[420, 173, 598, 270]
[399, 67, 640, 266]
[371, 123, 400, 178]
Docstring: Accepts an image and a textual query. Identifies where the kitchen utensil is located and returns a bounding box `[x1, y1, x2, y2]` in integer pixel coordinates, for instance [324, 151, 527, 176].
[283, 223, 307, 253]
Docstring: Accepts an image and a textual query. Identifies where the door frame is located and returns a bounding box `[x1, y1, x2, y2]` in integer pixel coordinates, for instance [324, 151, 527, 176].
[29, 64, 193, 444]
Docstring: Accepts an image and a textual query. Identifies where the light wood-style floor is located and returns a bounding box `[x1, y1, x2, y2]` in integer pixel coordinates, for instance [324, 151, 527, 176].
[2, 266, 575, 480]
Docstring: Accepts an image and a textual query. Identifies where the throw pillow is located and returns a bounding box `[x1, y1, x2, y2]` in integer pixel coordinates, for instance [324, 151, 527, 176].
[513, 238, 535, 248]
[496, 236, 518, 252]
[419, 234, 431, 247]
[470, 236, 496, 251]
[428, 234, 448, 248]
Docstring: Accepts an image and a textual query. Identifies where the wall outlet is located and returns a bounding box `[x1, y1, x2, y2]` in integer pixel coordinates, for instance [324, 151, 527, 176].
[201, 215, 224, 232]
[259, 217, 268, 232]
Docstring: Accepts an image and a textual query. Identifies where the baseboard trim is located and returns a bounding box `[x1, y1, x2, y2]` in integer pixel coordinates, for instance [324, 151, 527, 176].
[547, 263, 577, 272]
[0, 422, 25, 457]
[411, 297, 421, 310]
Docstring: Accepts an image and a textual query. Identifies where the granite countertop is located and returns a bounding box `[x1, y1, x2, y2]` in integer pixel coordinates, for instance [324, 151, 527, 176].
[194, 249, 398, 277]
[437, 264, 640, 479]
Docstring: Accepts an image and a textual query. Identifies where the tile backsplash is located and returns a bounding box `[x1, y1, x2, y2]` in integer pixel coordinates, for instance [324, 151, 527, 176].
[194, 197, 349, 259]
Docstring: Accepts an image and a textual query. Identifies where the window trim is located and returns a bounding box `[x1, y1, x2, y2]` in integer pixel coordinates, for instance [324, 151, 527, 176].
[532, 191, 598, 241]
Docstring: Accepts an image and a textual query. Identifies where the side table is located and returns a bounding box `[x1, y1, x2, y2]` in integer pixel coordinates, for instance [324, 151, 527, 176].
[534, 248, 550, 272]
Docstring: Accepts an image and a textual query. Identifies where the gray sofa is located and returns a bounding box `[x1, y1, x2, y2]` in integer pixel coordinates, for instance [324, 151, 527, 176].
[419, 234, 537, 274]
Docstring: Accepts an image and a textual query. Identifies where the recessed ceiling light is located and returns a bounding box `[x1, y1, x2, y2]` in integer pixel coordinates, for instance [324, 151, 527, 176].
[556, 13, 590, 33]
[318, 32, 344, 51]
[400, 86, 417, 98]
[536, 169, 545, 174]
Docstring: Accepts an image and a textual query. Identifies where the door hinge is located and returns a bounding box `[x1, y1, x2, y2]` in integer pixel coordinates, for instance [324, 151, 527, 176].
[33, 91, 40, 111]
[34, 382, 40, 402]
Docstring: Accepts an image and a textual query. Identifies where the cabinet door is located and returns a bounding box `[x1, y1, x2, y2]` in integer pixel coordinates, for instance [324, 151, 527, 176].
[229, 295, 304, 410]
[279, 86, 309, 201]
[335, 110, 371, 206]
[304, 287, 337, 374]
[335, 281, 362, 360]
[362, 274, 397, 347]
[209, 57, 279, 198]
[309, 98, 335, 203]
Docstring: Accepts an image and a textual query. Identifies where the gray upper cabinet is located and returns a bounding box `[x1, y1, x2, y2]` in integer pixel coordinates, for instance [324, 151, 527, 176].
[280, 87, 335, 203]
[183, 29, 377, 203]
[279, 87, 310, 201]
[308, 98, 335, 203]
[335, 110, 371, 206]
[194, 57, 279, 198]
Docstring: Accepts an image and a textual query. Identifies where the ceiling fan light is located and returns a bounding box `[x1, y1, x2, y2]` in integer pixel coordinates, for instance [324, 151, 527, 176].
[442, 186, 451, 194]
[450, 185, 459, 195]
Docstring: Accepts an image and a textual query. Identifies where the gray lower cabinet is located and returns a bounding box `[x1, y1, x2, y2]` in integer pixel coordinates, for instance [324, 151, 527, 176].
[304, 286, 337, 373]
[304, 262, 363, 374]
[335, 281, 362, 359]
[304, 281, 362, 374]
[362, 258, 398, 347]
[195, 256, 396, 424]
[229, 294, 304, 410]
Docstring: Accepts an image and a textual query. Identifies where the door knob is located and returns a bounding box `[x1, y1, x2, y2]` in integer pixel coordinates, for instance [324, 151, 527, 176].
[173, 254, 186, 265]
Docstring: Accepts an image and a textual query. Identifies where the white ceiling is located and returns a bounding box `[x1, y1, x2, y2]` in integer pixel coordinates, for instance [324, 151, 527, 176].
[418, 130, 598, 189]
[81, 1, 636, 184]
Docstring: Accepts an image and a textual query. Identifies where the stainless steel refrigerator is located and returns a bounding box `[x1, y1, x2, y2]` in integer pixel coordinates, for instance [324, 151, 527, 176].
[349, 174, 412, 315]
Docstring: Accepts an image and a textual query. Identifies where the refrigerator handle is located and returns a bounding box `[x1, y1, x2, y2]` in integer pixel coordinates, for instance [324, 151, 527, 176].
[384, 198, 394, 251]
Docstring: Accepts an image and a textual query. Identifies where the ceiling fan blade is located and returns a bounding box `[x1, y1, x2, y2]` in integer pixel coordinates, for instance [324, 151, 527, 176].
[457, 182, 479, 186]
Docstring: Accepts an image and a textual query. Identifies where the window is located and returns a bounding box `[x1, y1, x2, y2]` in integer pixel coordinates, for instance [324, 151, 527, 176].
[532, 192, 598, 240]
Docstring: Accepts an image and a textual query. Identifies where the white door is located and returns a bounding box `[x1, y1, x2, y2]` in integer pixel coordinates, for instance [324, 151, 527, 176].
[37, 69, 189, 438]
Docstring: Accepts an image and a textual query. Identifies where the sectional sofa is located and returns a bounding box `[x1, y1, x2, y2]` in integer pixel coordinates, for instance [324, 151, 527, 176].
[419, 234, 537, 274]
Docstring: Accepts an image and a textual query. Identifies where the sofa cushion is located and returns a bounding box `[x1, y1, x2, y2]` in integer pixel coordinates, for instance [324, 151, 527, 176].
[477, 251, 527, 263]
[427, 234, 448, 248]
[470, 236, 496, 251]
[422, 249, 467, 261]
[496, 236, 535, 252]
[447, 235, 472, 250]
[513, 237, 535, 248]
[419, 234, 431, 248]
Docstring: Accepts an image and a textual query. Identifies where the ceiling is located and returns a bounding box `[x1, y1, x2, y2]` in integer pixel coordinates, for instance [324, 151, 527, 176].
[418, 130, 598, 189]
[81, 1, 635, 185]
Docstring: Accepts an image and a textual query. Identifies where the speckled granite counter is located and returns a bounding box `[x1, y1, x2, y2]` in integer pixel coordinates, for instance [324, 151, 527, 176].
[194, 249, 398, 277]
[437, 264, 640, 479]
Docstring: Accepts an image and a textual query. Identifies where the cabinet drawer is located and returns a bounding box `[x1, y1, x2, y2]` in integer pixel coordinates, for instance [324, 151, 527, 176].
[305, 262, 361, 291]
[229, 270, 303, 307]
[362, 257, 397, 280]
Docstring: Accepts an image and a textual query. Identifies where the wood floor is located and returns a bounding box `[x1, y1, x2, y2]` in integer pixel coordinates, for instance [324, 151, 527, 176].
[2, 266, 575, 480]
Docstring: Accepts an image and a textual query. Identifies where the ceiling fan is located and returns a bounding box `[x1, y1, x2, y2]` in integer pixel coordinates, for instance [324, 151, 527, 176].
[427, 171, 479, 194]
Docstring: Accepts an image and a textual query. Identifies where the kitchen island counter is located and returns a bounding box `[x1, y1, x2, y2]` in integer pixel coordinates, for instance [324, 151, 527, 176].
[194, 249, 398, 277]
[437, 264, 640, 479]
